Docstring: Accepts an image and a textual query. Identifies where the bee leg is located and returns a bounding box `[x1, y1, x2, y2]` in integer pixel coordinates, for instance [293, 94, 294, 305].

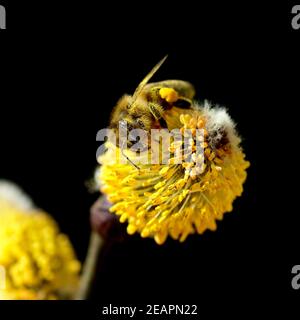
[150, 86, 192, 109]
[159, 87, 193, 109]
[148, 102, 164, 120]
[158, 117, 168, 128]
[121, 141, 140, 170]
[148, 102, 168, 128]
[145, 80, 196, 100]
[149, 86, 180, 105]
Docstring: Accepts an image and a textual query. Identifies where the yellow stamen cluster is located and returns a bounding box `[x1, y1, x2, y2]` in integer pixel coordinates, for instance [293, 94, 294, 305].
[0, 201, 81, 300]
[168, 114, 211, 179]
[98, 106, 249, 245]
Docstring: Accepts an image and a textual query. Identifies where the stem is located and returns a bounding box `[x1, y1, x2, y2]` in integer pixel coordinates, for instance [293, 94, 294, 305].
[75, 231, 104, 300]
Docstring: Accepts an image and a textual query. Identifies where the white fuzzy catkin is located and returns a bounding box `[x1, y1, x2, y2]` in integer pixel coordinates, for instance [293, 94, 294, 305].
[199, 100, 241, 149]
[0, 180, 34, 212]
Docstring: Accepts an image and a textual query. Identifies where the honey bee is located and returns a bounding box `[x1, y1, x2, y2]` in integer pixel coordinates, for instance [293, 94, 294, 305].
[110, 56, 195, 138]
[109, 56, 195, 167]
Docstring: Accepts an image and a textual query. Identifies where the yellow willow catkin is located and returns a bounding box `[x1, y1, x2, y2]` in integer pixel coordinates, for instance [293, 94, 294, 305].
[0, 200, 81, 300]
[97, 101, 250, 245]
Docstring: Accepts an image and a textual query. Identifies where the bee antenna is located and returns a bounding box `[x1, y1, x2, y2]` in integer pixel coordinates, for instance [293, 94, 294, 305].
[132, 55, 168, 102]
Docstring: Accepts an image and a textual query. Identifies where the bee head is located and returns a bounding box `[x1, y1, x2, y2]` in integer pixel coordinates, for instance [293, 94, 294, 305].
[118, 118, 149, 151]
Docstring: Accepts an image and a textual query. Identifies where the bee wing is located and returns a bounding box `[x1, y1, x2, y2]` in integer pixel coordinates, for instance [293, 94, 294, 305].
[132, 55, 168, 101]
[143, 80, 196, 100]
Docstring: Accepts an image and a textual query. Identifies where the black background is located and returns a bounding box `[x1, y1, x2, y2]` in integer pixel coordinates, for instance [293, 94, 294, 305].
[0, 1, 298, 318]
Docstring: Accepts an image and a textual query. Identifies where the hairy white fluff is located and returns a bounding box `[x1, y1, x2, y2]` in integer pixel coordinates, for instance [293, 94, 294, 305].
[0, 180, 34, 212]
[198, 100, 241, 149]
